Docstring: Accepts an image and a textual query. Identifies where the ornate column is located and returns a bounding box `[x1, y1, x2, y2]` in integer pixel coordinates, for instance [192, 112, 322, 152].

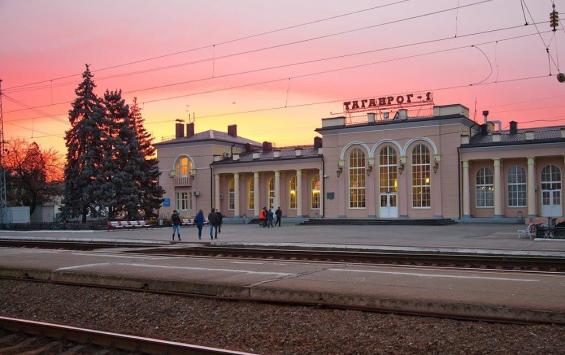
[493, 159, 502, 217]
[274, 170, 281, 209]
[319, 168, 324, 217]
[462, 161, 470, 218]
[214, 174, 220, 211]
[527, 157, 536, 217]
[234, 173, 239, 217]
[253, 172, 259, 217]
[296, 169, 302, 217]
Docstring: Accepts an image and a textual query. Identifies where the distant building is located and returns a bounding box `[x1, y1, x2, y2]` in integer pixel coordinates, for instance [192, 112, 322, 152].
[156, 101, 565, 222]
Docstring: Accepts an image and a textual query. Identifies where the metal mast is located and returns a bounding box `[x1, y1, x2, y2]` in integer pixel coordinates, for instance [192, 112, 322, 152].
[0, 79, 7, 223]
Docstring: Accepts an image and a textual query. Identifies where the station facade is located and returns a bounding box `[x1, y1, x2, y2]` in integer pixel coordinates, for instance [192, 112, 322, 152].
[156, 99, 565, 222]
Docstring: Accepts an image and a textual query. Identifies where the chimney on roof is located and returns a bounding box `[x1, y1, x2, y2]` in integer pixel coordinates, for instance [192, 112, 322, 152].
[314, 137, 322, 149]
[186, 122, 195, 138]
[227, 124, 237, 137]
[509, 121, 518, 135]
[175, 120, 184, 139]
[482, 110, 489, 124]
[262, 141, 272, 152]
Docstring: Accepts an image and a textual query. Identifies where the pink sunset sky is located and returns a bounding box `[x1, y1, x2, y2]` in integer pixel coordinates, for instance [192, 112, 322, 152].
[1, 0, 564, 154]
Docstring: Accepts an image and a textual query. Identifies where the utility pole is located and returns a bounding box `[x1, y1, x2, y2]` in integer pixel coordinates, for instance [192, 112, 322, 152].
[0, 80, 7, 223]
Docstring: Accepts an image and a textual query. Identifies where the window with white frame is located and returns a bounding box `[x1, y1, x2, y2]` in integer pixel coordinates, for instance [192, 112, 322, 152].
[311, 175, 320, 209]
[412, 144, 431, 207]
[247, 177, 254, 210]
[349, 148, 366, 208]
[175, 156, 192, 177]
[289, 176, 297, 209]
[268, 178, 275, 209]
[476, 167, 494, 208]
[379, 146, 398, 193]
[507, 166, 526, 207]
[175, 191, 191, 211]
[228, 178, 235, 210]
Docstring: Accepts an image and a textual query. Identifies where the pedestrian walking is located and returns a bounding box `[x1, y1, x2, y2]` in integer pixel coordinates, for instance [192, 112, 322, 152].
[275, 206, 282, 227]
[259, 207, 267, 227]
[171, 210, 181, 241]
[267, 208, 274, 228]
[195, 209, 205, 240]
[208, 208, 218, 239]
[216, 210, 223, 234]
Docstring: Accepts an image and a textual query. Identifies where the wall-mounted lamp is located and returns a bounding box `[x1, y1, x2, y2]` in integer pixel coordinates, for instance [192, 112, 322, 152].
[398, 156, 407, 174]
[367, 158, 374, 176]
[169, 170, 177, 178]
[190, 168, 197, 178]
[433, 154, 441, 173]
[337, 159, 344, 177]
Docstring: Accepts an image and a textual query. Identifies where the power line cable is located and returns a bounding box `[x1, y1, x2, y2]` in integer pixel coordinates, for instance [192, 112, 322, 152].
[2, 0, 412, 91]
[3, 0, 490, 93]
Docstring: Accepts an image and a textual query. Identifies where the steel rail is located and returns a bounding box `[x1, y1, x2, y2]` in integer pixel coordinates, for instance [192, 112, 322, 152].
[0, 316, 254, 355]
[134, 246, 565, 272]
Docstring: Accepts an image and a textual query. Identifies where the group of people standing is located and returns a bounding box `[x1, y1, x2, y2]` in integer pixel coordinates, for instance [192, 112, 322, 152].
[259, 206, 282, 228]
[170, 208, 223, 241]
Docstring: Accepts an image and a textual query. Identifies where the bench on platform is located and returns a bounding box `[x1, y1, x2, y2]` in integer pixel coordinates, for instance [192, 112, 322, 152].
[108, 220, 150, 230]
[181, 218, 194, 226]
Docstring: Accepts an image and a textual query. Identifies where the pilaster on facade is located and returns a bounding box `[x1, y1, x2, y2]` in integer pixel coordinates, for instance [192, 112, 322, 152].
[274, 170, 281, 209]
[462, 160, 470, 217]
[253, 172, 259, 217]
[319, 169, 324, 217]
[527, 157, 536, 217]
[234, 172, 240, 217]
[493, 159, 502, 217]
[214, 174, 220, 211]
[296, 169, 302, 217]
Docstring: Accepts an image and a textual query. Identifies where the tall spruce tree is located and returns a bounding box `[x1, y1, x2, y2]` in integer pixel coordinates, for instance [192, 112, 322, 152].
[103, 90, 141, 220]
[130, 97, 164, 217]
[61, 65, 109, 222]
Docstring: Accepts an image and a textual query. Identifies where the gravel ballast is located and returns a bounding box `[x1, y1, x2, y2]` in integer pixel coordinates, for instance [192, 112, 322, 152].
[0, 279, 563, 354]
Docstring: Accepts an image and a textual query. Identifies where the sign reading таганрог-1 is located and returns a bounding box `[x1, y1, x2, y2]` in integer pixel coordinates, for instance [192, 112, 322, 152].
[343, 91, 433, 113]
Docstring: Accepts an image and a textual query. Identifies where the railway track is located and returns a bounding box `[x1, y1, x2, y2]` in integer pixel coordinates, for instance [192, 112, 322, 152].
[0, 316, 253, 355]
[130, 246, 565, 272]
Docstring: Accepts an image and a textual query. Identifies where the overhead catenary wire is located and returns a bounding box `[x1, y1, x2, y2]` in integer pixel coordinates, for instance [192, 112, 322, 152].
[4, 21, 551, 117]
[2, 0, 491, 93]
[1, 0, 413, 92]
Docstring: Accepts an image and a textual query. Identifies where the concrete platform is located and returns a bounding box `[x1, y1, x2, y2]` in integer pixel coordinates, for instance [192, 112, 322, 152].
[0, 247, 563, 324]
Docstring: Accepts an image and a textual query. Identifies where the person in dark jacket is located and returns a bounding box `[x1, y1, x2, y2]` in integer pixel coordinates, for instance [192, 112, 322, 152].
[171, 210, 181, 241]
[216, 210, 223, 234]
[208, 208, 218, 239]
[195, 209, 205, 240]
[267, 208, 274, 228]
[275, 207, 282, 227]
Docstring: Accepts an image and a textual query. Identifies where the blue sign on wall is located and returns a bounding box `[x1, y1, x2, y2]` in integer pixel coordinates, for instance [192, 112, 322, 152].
[162, 198, 171, 207]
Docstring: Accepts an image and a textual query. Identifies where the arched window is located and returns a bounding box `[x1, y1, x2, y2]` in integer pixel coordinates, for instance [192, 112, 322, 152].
[412, 144, 431, 207]
[289, 176, 297, 209]
[175, 156, 192, 177]
[476, 167, 494, 208]
[349, 148, 366, 208]
[379, 146, 398, 193]
[228, 178, 235, 210]
[268, 178, 275, 209]
[541, 165, 561, 207]
[247, 177, 254, 210]
[311, 175, 320, 209]
[507, 166, 526, 207]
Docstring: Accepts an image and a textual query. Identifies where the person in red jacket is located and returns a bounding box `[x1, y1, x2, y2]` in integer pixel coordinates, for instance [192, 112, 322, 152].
[259, 207, 267, 227]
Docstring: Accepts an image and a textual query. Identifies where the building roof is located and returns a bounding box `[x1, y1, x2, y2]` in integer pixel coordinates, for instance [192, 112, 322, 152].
[462, 125, 565, 148]
[155, 130, 262, 147]
[212, 146, 322, 165]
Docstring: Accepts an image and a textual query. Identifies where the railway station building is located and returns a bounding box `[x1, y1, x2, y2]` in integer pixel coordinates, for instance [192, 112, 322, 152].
[155, 93, 565, 223]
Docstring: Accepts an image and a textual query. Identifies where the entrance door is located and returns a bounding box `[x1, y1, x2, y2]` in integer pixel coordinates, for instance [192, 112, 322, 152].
[541, 165, 562, 217]
[379, 193, 398, 218]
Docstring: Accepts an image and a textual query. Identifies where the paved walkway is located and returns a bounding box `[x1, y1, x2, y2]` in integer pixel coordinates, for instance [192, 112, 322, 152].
[1, 223, 564, 254]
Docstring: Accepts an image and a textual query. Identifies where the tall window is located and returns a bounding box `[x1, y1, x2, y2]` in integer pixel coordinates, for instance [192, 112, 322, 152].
[541, 165, 561, 206]
[289, 176, 297, 209]
[228, 178, 235, 210]
[379, 146, 398, 193]
[412, 144, 431, 208]
[247, 177, 254, 210]
[268, 178, 275, 208]
[175, 156, 192, 177]
[349, 148, 366, 208]
[476, 167, 494, 208]
[311, 175, 320, 209]
[507, 166, 526, 207]
[175, 192, 191, 211]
